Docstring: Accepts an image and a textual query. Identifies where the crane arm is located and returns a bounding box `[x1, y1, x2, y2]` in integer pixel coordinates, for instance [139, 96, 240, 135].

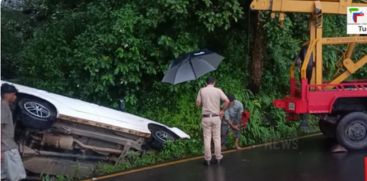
[251, 0, 366, 14]
[250, 0, 367, 85]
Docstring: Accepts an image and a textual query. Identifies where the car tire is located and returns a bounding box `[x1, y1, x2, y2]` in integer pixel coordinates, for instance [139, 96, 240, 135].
[148, 124, 177, 149]
[336, 112, 367, 150]
[319, 119, 336, 138]
[17, 97, 57, 130]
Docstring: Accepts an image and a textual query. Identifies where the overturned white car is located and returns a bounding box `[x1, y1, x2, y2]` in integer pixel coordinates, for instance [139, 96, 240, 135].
[1, 80, 189, 176]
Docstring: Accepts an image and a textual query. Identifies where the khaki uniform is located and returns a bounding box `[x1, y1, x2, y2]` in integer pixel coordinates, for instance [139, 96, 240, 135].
[197, 85, 228, 161]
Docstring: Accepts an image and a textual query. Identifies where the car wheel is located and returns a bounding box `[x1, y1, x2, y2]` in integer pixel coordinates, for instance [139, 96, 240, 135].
[148, 124, 177, 149]
[319, 119, 336, 138]
[336, 112, 367, 150]
[17, 97, 57, 130]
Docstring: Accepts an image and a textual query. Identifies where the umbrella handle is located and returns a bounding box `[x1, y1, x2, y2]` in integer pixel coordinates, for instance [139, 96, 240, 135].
[189, 59, 198, 79]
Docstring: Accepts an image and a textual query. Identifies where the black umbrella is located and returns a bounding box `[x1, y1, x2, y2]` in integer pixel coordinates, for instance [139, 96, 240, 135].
[162, 49, 224, 85]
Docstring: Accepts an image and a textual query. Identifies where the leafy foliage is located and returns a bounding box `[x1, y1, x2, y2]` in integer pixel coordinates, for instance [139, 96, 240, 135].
[1, 0, 366, 179]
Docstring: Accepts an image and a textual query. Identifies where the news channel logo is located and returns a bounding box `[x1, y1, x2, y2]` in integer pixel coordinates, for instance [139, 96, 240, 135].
[347, 7, 367, 34]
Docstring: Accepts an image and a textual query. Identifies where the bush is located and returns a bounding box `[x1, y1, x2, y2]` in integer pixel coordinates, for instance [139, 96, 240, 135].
[1, 0, 365, 179]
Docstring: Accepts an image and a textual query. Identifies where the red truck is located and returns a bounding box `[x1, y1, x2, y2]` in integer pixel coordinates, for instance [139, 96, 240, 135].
[251, 0, 367, 150]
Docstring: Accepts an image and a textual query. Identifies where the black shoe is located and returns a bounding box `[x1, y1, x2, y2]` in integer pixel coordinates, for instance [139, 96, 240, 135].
[213, 159, 222, 165]
[203, 160, 211, 166]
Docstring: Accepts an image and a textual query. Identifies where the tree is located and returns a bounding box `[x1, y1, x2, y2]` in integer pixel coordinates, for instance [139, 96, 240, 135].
[248, 11, 265, 93]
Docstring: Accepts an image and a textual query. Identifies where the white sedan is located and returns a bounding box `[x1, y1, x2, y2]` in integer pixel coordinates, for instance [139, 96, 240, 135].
[1, 80, 189, 176]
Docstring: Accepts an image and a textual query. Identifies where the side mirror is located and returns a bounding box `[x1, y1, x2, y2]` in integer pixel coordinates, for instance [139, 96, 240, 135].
[119, 99, 126, 112]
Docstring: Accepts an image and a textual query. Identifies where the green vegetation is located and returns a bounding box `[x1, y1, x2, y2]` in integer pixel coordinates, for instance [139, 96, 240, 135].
[1, 0, 366, 179]
[41, 174, 70, 181]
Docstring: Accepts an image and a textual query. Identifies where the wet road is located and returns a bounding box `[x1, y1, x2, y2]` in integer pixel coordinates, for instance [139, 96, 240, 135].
[99, 135, 367, 181]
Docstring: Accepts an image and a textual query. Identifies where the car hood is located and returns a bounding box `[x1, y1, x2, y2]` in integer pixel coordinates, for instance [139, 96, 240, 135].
[2, 81, 190, 139]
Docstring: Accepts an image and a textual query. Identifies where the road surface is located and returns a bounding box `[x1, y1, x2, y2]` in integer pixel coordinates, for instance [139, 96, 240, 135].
[93, 135, 367, 181]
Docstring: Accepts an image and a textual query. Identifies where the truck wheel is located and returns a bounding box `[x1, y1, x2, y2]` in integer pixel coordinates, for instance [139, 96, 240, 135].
[17, 97, 57, 130]
[319, 120, 336, 138]
[336, 112, 367, 150]
[148, 124, 177, 149]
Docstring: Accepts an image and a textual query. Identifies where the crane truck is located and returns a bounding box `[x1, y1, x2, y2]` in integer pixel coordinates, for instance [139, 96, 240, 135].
[250, 0, 367, 150]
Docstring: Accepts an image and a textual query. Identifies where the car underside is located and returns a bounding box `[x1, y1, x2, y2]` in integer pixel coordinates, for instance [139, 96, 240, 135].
[0, 81, 188, 177]
[15, 119, 147, 177]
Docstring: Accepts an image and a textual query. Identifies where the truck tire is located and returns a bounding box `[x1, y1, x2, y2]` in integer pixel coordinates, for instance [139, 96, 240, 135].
[336, 112, 367, 150]
[17, 97, 57, 130]
[319, 120, 336, 138]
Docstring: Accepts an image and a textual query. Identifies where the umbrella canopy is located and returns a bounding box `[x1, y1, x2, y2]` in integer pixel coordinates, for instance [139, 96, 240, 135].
[162, 49, 224, 85]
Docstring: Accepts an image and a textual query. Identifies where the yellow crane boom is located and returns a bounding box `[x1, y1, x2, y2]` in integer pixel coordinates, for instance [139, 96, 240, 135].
[250, 0, 367, 85]
[251, 0, 366, 14]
